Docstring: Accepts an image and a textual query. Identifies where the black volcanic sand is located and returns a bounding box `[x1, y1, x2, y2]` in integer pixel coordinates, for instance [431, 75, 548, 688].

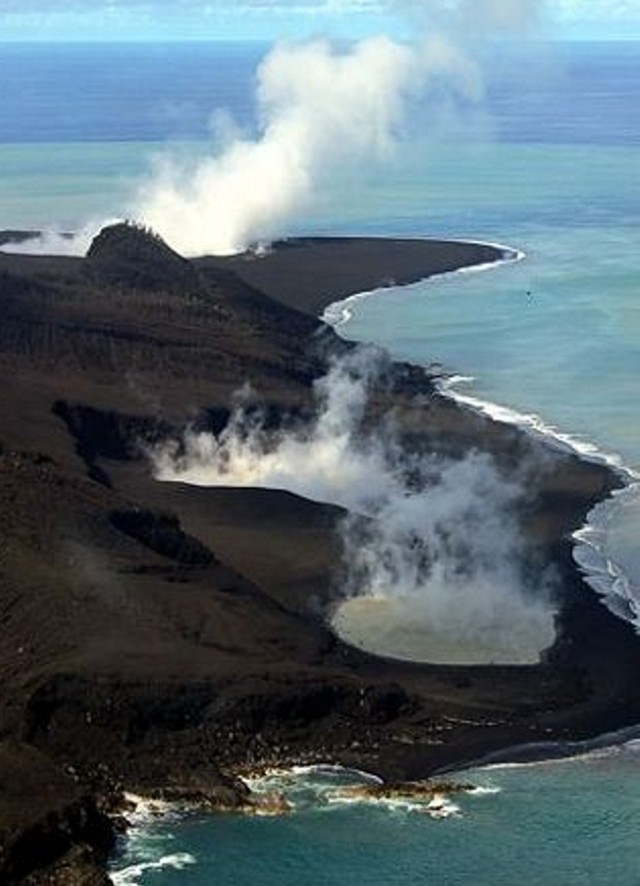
[0, 226, 638, 883]
[199, 235, 506, 317]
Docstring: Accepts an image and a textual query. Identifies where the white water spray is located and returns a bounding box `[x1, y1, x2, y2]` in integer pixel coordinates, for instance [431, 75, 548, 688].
[136, 35, 482, 256]
[152, 348, 557, 664]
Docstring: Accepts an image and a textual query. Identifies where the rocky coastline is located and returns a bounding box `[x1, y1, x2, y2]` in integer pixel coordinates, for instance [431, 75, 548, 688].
[0, 225, 638, 883]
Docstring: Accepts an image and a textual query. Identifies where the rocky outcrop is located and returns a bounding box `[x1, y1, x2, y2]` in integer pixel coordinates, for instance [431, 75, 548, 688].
[85, 221, 200, 293]
[0, 743, 113, 885]
[109, 509, 217, 566]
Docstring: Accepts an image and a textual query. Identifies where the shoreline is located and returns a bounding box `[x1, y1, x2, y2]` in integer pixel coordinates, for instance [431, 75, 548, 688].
[309, 246, 639, 641]
[199, 234, 509, 317]
[110, 714, 640, 882]
[440, 381, 640, 636]
[319, 238, 524, 328]
[215, 235, 640, 755]
[2, 227, 640, 882]
[222, 233, 638, 642]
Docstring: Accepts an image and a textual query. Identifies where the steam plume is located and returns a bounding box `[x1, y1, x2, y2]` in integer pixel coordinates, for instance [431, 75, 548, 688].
[2, 1, 548, 259]
[152, 349, 557, 664]
[4, 218, 122, 257]
[135, 35, 481, 256]
[4, 34, 480, 258]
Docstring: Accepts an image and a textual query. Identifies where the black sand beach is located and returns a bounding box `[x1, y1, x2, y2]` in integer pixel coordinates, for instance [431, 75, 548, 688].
[199, 236, 507, 316]
[0, 227, 638, 883]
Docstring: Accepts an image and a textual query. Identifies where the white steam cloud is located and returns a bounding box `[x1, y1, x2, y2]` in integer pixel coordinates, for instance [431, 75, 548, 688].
[152, 349, 557, 665]
[3, 218, 123, 257]
[4, 33, 481, 258]
[135, 35, 482, 256]
[3, 0, 550, 260]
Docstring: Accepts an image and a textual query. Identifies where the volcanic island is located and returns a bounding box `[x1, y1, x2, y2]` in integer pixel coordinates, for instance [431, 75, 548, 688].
[0, 224, 638, 884]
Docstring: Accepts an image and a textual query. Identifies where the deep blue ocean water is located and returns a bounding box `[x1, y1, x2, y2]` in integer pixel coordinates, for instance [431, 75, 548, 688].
[1, 39, 639, 885]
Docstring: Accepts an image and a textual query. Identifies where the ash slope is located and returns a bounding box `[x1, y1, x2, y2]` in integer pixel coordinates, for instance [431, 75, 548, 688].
[0, 225, 637, 883]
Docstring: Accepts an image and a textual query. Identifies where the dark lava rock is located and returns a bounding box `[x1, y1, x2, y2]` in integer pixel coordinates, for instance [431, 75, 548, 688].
[85, 222, 199, 293]
[110, 508, 217, 566]
[0, 742, 114, 885]
[0, 231, 638, 883]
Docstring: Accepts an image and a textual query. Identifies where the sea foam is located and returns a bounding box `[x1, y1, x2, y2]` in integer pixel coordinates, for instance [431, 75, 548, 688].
[321, 238, 523, 328]
[322, 241, 640, 636]
[111, 853, 196, 886]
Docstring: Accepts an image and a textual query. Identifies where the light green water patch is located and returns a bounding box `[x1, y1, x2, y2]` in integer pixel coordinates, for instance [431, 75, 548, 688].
[4, 140, 635, 240]
[0, 140, 207, 229]
[341, 221, 640, 472]
[297, 142, 640, 236]
[331, 596, 553, 665]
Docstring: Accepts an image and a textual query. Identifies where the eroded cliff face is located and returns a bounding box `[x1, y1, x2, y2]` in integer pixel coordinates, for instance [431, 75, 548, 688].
[0, 741, 113, 885]
[0, 226, 636, 883]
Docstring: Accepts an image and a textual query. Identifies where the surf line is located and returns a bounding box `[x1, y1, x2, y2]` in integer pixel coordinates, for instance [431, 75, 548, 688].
[321, 237, 639, 632]
[321, 237, 524, 328]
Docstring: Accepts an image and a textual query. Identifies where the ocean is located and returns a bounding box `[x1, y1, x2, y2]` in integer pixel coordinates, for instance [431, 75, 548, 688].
[0, 38, 638, 885]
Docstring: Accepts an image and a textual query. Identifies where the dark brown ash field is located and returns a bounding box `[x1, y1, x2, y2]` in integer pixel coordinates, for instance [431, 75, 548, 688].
[0, 226, 636, 883]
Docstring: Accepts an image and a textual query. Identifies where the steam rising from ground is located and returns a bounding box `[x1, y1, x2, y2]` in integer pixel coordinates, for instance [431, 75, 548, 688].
[136, 35, 482, 256]
[4, 218, 123, 257]
[152, 349, 557, 664]
[6, 32, 482, 258]
[3, 0, 550, 259]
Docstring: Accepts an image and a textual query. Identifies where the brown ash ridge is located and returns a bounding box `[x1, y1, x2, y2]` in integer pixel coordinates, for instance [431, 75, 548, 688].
[86, 222, 200, 293]
[0, 224, 637, 883]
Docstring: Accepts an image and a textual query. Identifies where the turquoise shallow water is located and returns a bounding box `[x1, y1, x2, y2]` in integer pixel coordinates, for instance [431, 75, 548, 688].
[111, 744, 640, 886]
[1, 39, 639, 885]
[326, 139, 640, 624]
[328, 144, 640, 468]
[0, 141, 152, 228]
